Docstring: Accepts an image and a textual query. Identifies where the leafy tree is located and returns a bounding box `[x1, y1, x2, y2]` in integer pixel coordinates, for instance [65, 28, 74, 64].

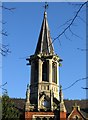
[1, 92, 21, 119]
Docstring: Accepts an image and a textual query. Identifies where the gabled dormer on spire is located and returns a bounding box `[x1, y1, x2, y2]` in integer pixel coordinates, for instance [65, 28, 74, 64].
[35, 11, 54, 55]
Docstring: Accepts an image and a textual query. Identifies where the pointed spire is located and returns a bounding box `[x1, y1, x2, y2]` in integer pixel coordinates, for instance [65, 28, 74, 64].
[35, 11, 54, 55]
[59, 85, 66, 112]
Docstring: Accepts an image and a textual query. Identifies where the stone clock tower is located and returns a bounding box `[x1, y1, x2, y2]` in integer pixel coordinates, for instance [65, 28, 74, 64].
[25, 9, 66, 120]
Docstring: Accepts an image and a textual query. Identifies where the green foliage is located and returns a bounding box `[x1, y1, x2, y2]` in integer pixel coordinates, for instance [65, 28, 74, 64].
[2, 93, 21, 119]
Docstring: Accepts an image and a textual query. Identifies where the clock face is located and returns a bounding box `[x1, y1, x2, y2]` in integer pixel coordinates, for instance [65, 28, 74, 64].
[42, 100, 50, 108]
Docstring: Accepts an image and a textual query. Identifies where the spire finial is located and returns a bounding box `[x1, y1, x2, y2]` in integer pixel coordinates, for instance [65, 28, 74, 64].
[43, 2, 48, 12]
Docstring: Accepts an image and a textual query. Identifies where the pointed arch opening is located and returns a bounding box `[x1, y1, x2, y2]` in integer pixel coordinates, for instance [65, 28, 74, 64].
[52, 62, 57, 84]
[34, 60, 38, 83]
[42, 61, 48, 82]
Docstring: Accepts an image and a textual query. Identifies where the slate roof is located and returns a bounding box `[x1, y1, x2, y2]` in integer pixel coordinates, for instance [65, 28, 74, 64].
[11, 98, 88, 118]
[64, 99, 88, 118]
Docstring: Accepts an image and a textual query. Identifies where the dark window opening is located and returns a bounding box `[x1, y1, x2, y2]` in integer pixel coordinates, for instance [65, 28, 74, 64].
[34, 61, 38, 83]
[42, 61, 48, 82]
[49, 117, 54, 120]
[52, 62, 57, 84]
[42, 117, 47, 120]
[36, 117, 41, 120]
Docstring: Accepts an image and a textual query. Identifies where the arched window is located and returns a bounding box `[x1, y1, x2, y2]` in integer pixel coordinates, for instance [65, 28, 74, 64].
[73, 115, 80, 120]
[52, 62, 57, 83]
[34, 61, 38, 82]
[42, 61, 48, 81]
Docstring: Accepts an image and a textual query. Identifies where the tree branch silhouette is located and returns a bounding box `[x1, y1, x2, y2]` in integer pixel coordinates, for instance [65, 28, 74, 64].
[52, 1, 87, 43]
[0, 5, 15, 56]
[81, 87, 88, 89]
[62, 77, 88, 90]
[0, 5, 16, 11]
[77, 48, 88, 51]
[0, 44, 11, 56]
[42, 1, 87, 52]
[0, 82, 7, 88]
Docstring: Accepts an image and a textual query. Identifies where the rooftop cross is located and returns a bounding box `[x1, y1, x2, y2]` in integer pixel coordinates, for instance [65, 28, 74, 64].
[43, 2, 48, 11]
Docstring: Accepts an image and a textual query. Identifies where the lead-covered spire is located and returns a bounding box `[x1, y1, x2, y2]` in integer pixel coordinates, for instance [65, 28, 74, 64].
[35, 11, 54, 55]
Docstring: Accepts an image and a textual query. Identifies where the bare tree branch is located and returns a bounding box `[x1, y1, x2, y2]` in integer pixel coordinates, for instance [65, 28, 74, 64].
[0, 21, 7, 24]
[0, 5, 16, 56]
[58, 19, 72, 28]
[77, 48, 88, 51]
[62, 77, 88, 90]
[81, 87, 88, 89]
[57, 2, 86, 38]
[1, 30, 8, 36]
[68, 2, 83, 7]
[64, 32, 71, 41]
[0, 44, 11, 56]
[2, 88, 7, 93]
[69, 27, 82, 39]
[0, 82, 7, 94]
[77, 16, 86, 23]
[0, 5, 16, 12]
[47, 1, 87, 49]
[0, 82, 7, 88]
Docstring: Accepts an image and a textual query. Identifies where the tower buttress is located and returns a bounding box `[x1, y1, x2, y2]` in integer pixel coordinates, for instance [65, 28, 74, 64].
[25, 84, 30, 111]
[59, 85, 67, 119]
